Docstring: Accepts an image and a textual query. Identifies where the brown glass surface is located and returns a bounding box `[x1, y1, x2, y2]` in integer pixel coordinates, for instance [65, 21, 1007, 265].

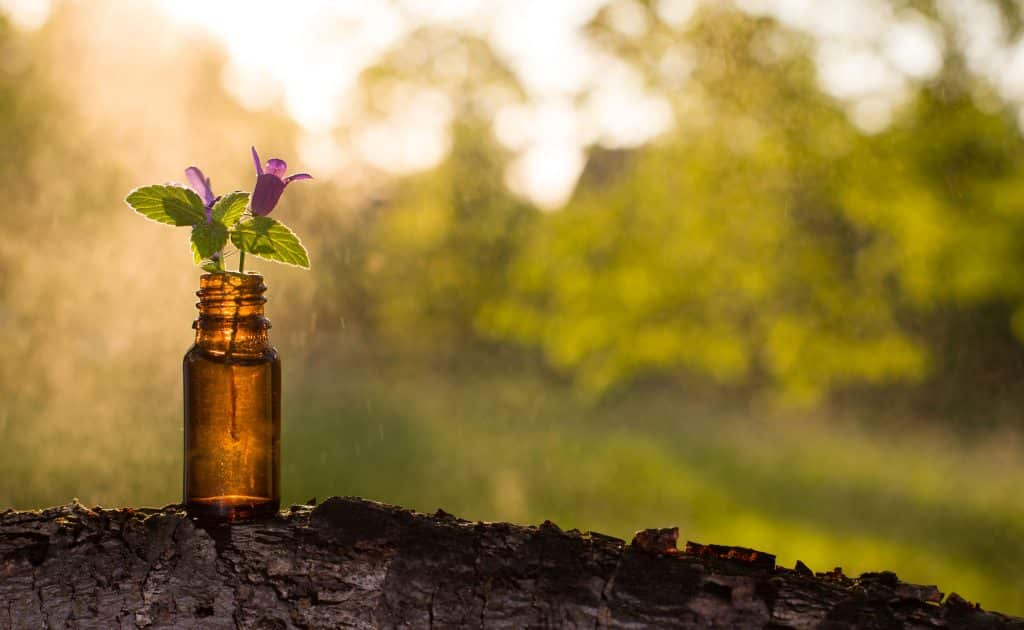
[185, 495, 279, 522]
[183, 273, 280, 521]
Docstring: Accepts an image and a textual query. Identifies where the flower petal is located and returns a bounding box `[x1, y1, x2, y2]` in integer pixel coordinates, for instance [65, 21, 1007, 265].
[284, 173, 313, 184]
[251, 173, 287, 216]
[184, 166, 215, 207]
[265, 158, 287, 178]
[251, 146, 263, 176]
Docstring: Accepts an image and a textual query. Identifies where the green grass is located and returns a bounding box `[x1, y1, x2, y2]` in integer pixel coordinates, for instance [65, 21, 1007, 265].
[1, 355, 1021, 615]
[284, 362, 1024, 616]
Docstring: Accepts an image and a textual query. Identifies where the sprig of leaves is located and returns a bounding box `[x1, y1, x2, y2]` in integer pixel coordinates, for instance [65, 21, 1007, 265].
[125, 186, 310, 271]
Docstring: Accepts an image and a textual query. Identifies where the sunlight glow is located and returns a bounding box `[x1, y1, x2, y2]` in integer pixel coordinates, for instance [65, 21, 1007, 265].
[883, 17, 944, 80]
[0, 0, 50, 29]
[355, 86, 454, 174]
[152, 0, 405, 135]
[655, 0, 699, 28]
[506, 142, 586, 211]
[3, 0, 1001, 207]
[584, 61, 674, 148]
[144, 0, 642, 208]
[498, 98, 587, 209]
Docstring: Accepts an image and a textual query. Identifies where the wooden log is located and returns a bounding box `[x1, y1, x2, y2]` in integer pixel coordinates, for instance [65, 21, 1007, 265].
[0, 497, 1020, 629]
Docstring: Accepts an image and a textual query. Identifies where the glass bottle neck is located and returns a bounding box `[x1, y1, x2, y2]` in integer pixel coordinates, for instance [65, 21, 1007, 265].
[193, 273, 272, 357]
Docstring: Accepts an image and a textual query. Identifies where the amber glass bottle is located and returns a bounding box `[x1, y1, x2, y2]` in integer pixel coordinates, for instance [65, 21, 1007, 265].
[183, 273, 281, 521]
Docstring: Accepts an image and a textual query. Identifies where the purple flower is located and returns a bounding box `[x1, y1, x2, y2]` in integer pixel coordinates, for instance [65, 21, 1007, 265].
[250, 146, 312, 216]
[184, 166, 218, 223]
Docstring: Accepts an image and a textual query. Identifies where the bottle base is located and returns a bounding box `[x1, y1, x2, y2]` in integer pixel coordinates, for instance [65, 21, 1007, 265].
[186, 495, 279, 522]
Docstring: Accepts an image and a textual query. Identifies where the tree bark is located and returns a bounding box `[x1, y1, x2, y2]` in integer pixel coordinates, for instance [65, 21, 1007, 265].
[0, 497, 1019, 629]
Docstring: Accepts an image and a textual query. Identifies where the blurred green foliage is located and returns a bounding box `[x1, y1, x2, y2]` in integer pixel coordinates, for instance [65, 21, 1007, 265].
[478, 6, 1024, 403]
[366, 119, 536, 352]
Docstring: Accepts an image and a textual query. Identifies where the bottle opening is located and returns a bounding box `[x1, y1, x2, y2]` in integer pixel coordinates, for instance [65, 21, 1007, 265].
[193, 273, 271, 356]
[196, 273, 267, 317]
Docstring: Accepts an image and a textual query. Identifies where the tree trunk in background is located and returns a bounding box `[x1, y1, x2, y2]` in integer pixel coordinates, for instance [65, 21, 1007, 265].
[0, 497, 1019, 629]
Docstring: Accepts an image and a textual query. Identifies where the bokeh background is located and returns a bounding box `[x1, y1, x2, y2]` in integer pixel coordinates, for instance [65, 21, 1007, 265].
[2, 0, 1023, 614]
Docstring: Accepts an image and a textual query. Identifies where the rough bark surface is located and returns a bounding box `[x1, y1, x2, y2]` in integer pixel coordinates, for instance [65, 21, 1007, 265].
[0, 497, 1020, 629]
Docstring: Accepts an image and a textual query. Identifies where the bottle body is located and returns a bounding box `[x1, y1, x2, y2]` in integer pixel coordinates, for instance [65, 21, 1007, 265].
[183, 273, 281, 521]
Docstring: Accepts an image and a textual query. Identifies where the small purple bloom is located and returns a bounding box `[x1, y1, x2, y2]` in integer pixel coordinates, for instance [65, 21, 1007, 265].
[184, 166, 218, 222]
[250, 146, 312, 216]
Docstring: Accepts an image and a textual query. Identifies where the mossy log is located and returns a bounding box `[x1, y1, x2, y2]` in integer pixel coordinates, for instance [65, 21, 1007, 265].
[0, 497, 1020, 629]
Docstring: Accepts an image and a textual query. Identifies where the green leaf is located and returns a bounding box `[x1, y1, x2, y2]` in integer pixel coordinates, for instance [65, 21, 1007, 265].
[126, 185, 207, 227]
[230, 216, 310, 269]
[211, 191, 249, 226]
[200, 260, 221, 273]
[190, 221, 228, 263]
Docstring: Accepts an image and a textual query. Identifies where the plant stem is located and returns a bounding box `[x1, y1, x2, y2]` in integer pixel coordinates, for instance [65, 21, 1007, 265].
[238, 250, 246, 274]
